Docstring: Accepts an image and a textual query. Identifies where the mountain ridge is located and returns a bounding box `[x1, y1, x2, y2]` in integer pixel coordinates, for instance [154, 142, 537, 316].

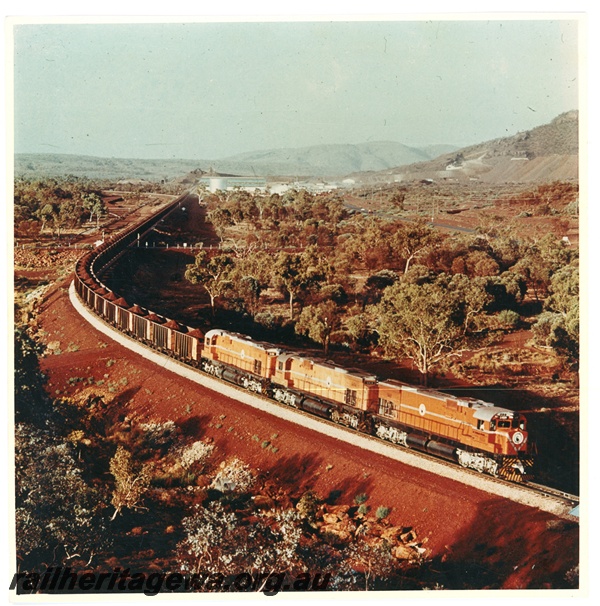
[14, 111, 578, 183]
[14, 141, 458, 181]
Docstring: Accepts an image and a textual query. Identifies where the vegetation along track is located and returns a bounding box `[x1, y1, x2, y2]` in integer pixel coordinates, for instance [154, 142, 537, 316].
[69, 188, 578, 519]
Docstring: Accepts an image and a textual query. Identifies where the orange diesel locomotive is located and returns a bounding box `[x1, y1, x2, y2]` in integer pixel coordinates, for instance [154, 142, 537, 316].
[202, 328, 281, 393]
[372, 380, 531, 480]
[271, 353, 378, 429]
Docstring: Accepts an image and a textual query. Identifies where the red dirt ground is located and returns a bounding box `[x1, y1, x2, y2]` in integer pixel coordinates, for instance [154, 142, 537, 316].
[30, 277, 579, 589]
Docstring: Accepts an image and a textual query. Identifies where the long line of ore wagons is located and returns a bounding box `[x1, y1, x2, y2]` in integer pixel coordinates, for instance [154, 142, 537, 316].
[73, 192, 534, 482]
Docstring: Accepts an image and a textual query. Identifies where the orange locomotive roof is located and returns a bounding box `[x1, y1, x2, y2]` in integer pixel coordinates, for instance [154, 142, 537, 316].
[378, 379, 517, 419]
[277, 351, 378, 382]
[205, 328, 283, 355]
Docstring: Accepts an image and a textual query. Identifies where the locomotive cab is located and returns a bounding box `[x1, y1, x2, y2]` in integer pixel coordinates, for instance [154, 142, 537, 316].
[488, 411, 528, 453]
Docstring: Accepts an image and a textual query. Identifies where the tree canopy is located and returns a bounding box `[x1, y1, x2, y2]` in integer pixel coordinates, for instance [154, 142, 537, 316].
[374, 277, 465, 385]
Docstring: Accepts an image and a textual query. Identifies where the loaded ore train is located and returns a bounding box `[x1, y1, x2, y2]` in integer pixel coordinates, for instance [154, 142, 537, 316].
[73, 192, 534, 483]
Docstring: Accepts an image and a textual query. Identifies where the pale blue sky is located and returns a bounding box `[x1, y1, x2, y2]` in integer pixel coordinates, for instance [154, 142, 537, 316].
[12, 18, 579, 160]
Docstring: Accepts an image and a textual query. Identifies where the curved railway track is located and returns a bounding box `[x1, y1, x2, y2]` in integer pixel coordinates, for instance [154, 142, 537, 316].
[69, 188, 579, 520]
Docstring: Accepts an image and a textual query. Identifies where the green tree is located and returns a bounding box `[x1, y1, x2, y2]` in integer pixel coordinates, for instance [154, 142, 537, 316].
[447, 274, 493, 334]
[274, 252, 312, 319]
[227, 249, 272, 317]
[388, 190, 406, 210]
[207, 207, 234, 242]
[36, 203, 56, 233]
[344, 312, 376, 351]
[363, 269, 398, 306]
[513, 235, 575, 301]
[532, 262, 579, 363]
[347, 220, 395, 270]
[295, 300, 342, 355]
[82, 192, 106, 228]
[392, 221, 441, 274]
[185, 251, 234, 316]
[375, 278, 464, 385]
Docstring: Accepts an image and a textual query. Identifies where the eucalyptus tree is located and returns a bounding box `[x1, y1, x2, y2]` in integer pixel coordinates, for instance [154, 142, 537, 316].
[185, 250, 235, 316]
[374, 276, 465, 386]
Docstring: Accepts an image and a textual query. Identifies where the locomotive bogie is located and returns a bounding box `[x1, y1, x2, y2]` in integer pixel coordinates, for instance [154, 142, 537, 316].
[241, 375, 266, 394]
[199, 356, 269, 394]
[202, 358, 223, 377]
[330, 407, 362, 429]
[272, 387, 302, 408]
[456, 449, 500, 476]
[374, 421, 409, 447]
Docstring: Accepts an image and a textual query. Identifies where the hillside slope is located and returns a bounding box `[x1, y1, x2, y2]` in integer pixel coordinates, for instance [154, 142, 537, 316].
[384, 111, 579, 184]
[216, 141, 457, 177]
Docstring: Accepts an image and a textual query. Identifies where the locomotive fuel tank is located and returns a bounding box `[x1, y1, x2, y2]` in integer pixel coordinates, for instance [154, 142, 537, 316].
[300, 397, 332, 419]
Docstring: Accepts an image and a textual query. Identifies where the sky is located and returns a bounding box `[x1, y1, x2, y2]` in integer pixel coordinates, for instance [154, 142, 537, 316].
[9, 16, 580, 161]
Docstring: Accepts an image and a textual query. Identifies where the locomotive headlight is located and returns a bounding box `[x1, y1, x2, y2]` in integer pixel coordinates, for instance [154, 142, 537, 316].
[512, 431, 525, 445]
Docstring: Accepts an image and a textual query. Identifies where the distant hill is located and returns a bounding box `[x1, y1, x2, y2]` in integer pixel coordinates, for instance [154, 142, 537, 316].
[13, 154, 203, 182]
[14, 111, 577, 184]
[373, 110, 579, 184]
[213, 141, 459, 177]
[14, 141, 458, 182]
